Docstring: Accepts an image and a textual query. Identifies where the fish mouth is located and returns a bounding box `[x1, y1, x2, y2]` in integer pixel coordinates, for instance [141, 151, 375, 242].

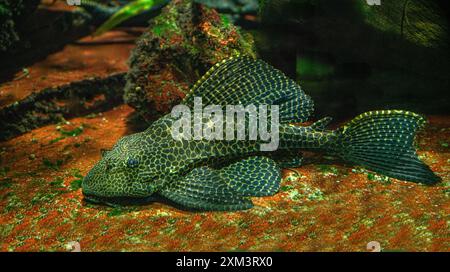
[83, 193, 159, 207]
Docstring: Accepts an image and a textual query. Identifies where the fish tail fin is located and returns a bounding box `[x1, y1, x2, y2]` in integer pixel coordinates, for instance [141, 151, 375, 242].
[329, 110, 441, 184]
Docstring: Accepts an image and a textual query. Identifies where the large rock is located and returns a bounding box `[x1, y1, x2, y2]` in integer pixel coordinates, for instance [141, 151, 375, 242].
[124, 0, 256, 119]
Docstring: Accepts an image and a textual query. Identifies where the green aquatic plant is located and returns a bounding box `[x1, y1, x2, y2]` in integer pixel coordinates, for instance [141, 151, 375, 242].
[49, 177, 65, 188]
[5, 193, 23, 212]
[70, 178, 83, 191]
[296, 56, 334, 79]
[0, 166, 10, 176]
[30, 191, 59, 206]
[58, 125, 84, 137]
[93, 0, 168, 36]
[49, 124, 85, 144]
[317, 164, 339, 176]
[107, 207, 126, 217]
[0, 177, 13, 189]
[42, 158, 63, 171]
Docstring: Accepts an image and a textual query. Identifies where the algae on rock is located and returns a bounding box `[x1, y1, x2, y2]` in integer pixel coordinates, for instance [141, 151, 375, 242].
[124, 0, 256, 119]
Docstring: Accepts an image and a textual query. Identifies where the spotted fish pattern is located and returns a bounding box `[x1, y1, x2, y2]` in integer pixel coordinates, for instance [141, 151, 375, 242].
[82, 56, 441, 211]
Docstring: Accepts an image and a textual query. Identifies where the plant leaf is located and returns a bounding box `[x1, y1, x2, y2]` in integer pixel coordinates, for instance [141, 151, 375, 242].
[93, 0, 165, 36]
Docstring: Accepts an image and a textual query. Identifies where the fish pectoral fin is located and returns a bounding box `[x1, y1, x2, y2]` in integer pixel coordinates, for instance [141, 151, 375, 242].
[219, 156, 281, 197]
[158, 167, 253, 211]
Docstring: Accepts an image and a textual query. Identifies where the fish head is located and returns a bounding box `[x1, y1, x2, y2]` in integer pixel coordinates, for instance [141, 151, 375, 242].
[82, 132, 158, 203]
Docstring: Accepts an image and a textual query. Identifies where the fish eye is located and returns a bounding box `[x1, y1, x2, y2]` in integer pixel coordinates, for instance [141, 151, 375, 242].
[127, 158, 139, 168]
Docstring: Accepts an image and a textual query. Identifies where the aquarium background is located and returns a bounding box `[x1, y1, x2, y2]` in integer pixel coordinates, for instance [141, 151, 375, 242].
[0, 0, 448, 252]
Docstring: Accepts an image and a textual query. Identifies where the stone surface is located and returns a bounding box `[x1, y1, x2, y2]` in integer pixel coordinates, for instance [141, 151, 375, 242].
[0, 29, 140, 141]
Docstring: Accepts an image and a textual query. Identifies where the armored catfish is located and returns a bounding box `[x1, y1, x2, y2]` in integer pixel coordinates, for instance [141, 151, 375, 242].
[81, 56, 440, 211]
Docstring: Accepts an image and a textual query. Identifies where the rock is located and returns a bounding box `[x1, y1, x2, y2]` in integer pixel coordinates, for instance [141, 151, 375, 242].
[0, 2, 92, 75]
[0, 0, 40, 52]
[0, 73, 126, 141]
[195, 0, 259, 24]
[124, 0, 256, 119]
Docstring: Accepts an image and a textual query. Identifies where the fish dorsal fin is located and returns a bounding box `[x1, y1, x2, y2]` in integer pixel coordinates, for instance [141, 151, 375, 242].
[182, 56, 314, 123]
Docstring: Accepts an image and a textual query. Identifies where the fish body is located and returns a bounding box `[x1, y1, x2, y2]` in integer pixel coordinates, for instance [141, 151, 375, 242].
[82, 56, 440, 211]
